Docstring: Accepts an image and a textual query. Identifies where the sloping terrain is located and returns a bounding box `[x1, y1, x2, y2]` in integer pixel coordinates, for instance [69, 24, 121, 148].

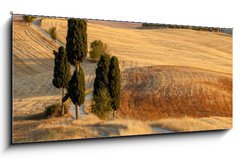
[41, 18, 232, 74]
[119, 65, 232, 120]
[13, 18, 59, 78]
[13, 18, 97, 99]
[12, 16, 232, 143]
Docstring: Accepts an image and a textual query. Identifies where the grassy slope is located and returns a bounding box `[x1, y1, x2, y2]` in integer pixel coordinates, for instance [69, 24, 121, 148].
[12, 17, 232, 143]
[120, 65, 232, 120]
[41, 18, 232, 74]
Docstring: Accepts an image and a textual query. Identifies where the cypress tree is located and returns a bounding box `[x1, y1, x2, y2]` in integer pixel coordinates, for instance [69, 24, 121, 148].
[66, 19, 87, 65]
[68, 68, 86, 119]
[52, 46, 71, 115]
[92, 54, 111, 119]
[93, 54, 110, 95]
[108, 56, 121, 119]
[66, 18, 87, 119]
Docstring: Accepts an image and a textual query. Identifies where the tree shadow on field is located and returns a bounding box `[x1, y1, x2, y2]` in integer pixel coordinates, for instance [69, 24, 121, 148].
[13, 112, 47, 121]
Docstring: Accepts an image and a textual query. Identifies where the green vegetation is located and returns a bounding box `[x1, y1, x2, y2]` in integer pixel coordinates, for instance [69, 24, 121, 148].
[108, 56, 121, 119]
[141, 23, 223, 32]
[52, 18, 121, 120]
[92, 54, 111, 119]
[91, 88, 112, 119]
[45, 104, 69, 117]
[52, 46, 71, 115]
[49, 27, 57, 41]
[92, 54, 121, 119]
[93, 54, 110, 95]
[66, 18, 88, 120]
[68, 69, 86, 119]
[66, 19, 88, 65]
[89, 40, 108, 60]
[23, 15, 36, 26]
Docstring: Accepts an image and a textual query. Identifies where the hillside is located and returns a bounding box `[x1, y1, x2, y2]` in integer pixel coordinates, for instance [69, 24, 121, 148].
[13, 18, 59, 78]
[12, 16, 232, 143]
[119, 65, 232, 120]
[41, 18, 232, 74]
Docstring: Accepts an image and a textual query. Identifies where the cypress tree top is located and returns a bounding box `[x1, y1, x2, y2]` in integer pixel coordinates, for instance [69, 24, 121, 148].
[68, 67, 86, 106]
[93, 54, 110, 95]
[108, 56, 121, 111]
[66, 18, 88, 66]
[52, 46, 71, 89]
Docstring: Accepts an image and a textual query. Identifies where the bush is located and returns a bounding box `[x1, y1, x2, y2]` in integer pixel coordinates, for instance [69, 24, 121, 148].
[49, 27, 57, 41]
[91, 88, 112, 119]
[89, 40, 108, 60]
[23, 15, 36, 26]
[45, 104, 69, 117]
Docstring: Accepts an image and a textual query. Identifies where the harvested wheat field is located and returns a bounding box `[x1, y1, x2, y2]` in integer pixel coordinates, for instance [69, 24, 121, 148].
[12, 15, 232, 143]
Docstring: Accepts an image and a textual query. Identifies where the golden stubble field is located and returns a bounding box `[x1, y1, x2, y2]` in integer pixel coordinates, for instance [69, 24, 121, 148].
[12, 16, 232, 143]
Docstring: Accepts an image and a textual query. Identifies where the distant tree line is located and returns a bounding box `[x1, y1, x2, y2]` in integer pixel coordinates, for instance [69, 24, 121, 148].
[141, 23, 232, 34]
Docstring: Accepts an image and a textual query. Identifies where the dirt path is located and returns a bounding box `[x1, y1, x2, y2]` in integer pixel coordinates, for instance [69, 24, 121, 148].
[32, 19, 65, 46]
[69, 93, 92, 119]
[151, 126, 175, 134]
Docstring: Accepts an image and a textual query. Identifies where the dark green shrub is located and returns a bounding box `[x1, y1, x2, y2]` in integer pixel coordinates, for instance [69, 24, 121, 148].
[45, 104, 59, 117]
[49, 27, 57, 41]
[45, 104, 69, 117]
[23, 15, 36, 26]
[89, 40, 108, 60]
[91, 88, 111, 119]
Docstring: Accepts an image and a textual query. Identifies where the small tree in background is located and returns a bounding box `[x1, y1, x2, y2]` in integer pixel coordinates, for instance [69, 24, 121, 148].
[66, 18, 88, 119]
[49, 27, 57, 41]
[52, 46, 71, 115]
[68, 68, 86, 119]
[92, 54, 111, 118]
[89, 40, 108, 60]
[23, 15, 36, 26]
[108, 56, 121, 119]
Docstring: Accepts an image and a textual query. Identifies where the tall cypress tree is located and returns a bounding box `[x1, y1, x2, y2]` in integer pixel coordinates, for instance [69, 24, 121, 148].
[66, 18, 87, 119]
[52, 46, 71, 115]
[93, 54, 110, 95]
[66, 19, 87, 65]
[108, 56, 121, 119]
[92, 54, 111, 119]
[68, 68, 86, 119]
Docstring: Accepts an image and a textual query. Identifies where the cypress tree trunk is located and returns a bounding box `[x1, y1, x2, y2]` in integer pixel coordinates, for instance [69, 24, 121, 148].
[75, 105, 79, 120]
[113, 110, 116, 120]
[75, 62, 80, 120]
[61, 88, 65, 115]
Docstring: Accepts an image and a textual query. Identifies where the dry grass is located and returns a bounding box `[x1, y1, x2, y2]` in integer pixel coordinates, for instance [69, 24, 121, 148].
[119, 65, 232, 120]
[150, 116, 232, 132]
[41, 17, 232, 74]
[13, 18, 59, 78]
[13, 114, 231, 143]
[12, 15, 232, 143]
[106, 119, 153, 136]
